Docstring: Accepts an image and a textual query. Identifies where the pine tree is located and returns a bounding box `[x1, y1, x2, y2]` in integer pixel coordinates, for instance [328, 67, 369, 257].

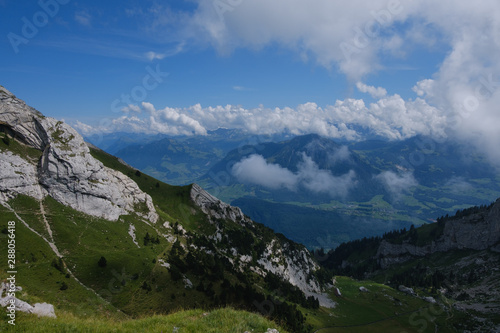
[98, 256, 107, 268]
[144, 232, 151, 246]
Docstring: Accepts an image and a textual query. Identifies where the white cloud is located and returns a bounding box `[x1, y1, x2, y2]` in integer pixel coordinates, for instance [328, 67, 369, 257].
[75, 94, 448, 141]
[188, 0, 410, 80]
[356, 82, 387, 98]
[231, 154, 298, 190]
[70, 1, 500, 167]
[75, 102, 207, 136]
[179, 0, 500, 165]
[375, 171, 418, 198]
[121, 104, 142, 113]
[73, 121, 95, 135]
[231, 153, 357, 197]
[144, 102, 208, 135]
[297, 153, 357, 197]
[412, 79, 434, 97]
[328, 146, 351, 165]
[188, 1, 500, 80]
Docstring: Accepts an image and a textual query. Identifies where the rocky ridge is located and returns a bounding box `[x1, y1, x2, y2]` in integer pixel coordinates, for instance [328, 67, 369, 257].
[0, 85, 158, 222]
[376, 199, 500, 268]
[190, 183, 333, 306]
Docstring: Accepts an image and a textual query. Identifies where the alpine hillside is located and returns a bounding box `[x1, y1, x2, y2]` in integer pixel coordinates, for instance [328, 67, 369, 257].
[0, 84, 328, 332]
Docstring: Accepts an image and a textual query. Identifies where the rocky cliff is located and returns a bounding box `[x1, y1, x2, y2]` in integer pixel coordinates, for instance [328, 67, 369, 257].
[190, 183, 332, 306]
[0, 85, 158, 222]
[376, 199, 500, 268]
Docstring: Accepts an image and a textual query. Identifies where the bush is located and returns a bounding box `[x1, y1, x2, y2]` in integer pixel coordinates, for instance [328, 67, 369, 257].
[98, 256, 107, 268]
[51, 258, 64, 273]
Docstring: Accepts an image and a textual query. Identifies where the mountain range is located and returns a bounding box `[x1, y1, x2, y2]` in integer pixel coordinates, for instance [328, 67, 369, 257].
[111, 131, 500, 249]
[1, 85, 499, 332]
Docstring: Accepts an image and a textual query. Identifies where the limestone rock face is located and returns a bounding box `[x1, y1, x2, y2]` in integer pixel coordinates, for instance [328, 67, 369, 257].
[0, 151, 46, 202]
[190, 183, 246, 222]
[0, 85, 48, 150]
[376, 199, 500, 268]
[0, 85, 158, 223]
[190, 183, 334, 307]
[0, 282, 56, 318]
[441, 202, 500, 250]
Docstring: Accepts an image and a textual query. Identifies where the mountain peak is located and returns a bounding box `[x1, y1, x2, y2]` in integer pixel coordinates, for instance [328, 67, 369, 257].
[0, 84, 158, 222]
[0, 85, 14, 98]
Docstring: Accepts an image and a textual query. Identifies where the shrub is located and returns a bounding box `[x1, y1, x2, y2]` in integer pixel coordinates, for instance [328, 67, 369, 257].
[98, 256, 107, 268]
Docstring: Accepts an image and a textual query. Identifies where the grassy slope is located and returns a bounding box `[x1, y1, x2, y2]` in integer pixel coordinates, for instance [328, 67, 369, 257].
[0, 308, 287, 333]
[0, 141, 289, 331]
[0, 195, 288, 332]
[304, 277, 457, 333]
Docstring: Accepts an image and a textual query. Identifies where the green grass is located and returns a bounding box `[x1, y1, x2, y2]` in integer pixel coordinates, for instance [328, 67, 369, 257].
[0, 193, 291, 331]
[0, 132, 43, 162]
[0, 206, 123, 320]
[305, 277, 457, 333]
[0, 308, 288, 333]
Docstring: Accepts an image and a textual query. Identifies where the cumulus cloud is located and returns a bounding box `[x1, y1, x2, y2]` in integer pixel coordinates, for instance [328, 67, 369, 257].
[180, 0, 500, 165]
[297, 153, 357, 197]
[75, 95, 447, 141]
[375, 171, 418, 198]
[231, 153, 357, 197]
[75, 102, 207, 136]
[121, 104, 142, 114]
[231, 154, 298, 190]
[328, 146, 352, 165]
[73, 1, 500, 166]
[356, 82, 387, 98]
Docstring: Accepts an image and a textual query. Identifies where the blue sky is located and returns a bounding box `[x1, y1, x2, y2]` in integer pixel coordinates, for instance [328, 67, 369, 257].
[1, 1, 442, 117]
[1, 0, 500, 163]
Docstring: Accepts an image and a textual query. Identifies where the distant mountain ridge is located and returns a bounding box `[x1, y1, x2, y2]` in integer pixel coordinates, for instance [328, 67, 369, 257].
[104, 125, 500, 249]
[198, 134, 499, 249]
[110, 129, 292, 185]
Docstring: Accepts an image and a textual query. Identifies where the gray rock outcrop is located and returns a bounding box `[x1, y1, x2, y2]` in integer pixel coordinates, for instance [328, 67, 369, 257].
[190, 183, 246, 222]
[377, 199, 500, 268]
[0, 282, 56, 318]
[0, 85, 158, 222]
[190, 183, 334, 307]
[398, 285, 416, 296]
[0, 151, 45, 202]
